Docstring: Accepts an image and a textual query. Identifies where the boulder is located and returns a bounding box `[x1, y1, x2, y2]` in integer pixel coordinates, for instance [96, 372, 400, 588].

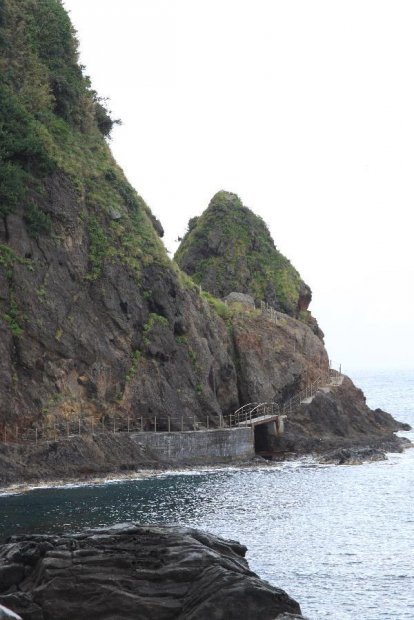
[224, 292, 256, 308]
[0, 524, 303, 620]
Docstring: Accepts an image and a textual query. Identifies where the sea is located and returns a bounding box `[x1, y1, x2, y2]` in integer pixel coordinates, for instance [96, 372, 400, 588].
[0, 369, 413, 620]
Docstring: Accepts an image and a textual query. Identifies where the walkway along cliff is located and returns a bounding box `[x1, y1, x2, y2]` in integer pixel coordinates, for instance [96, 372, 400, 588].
[0, 0, 410, 486]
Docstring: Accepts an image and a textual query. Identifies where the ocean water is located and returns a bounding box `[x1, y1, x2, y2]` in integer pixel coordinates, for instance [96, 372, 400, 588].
[0, 370, 413, 619]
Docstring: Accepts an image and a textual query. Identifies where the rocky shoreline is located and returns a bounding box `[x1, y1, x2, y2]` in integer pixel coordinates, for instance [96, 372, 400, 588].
[0, 523, 304, 620]
[1, 370, 411, 491]
[0, 433, 411, 496]
[0, 373, 411, 492]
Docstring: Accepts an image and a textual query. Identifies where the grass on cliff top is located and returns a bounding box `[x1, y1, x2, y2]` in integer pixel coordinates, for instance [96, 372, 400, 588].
[174, 191, 303, 316]
[0, 0, 168, 280]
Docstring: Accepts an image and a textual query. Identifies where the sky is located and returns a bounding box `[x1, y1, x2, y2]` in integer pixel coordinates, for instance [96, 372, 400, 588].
[62, 0, 414, 373]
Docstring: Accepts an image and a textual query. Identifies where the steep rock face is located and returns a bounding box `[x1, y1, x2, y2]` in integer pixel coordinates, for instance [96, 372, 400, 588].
[271, 377, 409, 454]
[231, 311, 328, 404]
[0, 0, 325, 434]
[0, 524, 303, 620]
[0, 0, 408, 464]
[0, 0, 240, 431]
[0, 173, 240, 429]
[175, 191, 314, 322]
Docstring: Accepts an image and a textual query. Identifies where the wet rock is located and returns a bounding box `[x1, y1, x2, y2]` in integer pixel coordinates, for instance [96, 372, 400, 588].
[0, 525, 303, 620]
[0, 596, 41, 620]
[0, 566, 25, 593]
[319, 447, 387, 465]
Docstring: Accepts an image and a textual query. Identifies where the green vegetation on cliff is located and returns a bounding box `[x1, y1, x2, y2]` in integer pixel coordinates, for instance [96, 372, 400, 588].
[175, 191, 311, 317]
[0, 0, 166, 278]
[0, 0, 325, 431]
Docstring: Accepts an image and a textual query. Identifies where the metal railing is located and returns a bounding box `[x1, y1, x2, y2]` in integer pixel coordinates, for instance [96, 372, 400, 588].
[2, 367, 343, 444]
[281, 374, 326, 415]
[227, 365, 343, 427]
[0, 413, 226, 446]
[228, 401, 280, 427]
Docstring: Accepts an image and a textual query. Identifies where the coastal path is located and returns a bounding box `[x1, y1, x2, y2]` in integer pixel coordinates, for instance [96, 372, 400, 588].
[227, 367, 343, 434]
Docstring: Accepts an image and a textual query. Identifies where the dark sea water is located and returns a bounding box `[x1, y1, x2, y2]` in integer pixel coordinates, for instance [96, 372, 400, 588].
[0, 370, 413, 619]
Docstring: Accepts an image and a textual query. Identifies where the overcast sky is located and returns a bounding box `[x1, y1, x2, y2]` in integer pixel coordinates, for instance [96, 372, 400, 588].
[63, 0, 414, 373]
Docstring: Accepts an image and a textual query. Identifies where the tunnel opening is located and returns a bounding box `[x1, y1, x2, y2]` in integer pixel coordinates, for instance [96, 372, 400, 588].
[253, 423, 274, 458]
[253, 417, 286, 459]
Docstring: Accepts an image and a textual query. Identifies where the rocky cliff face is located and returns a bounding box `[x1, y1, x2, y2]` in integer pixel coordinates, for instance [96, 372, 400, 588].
[272, 376, 410, 455]
[175, 191, 316, 323]
[0, 0, 325, 434]
[0, 0, 408, 460]
[0, 0, 240, 431]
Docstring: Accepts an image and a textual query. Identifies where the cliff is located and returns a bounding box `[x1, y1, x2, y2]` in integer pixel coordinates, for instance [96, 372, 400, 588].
[0, 0, 240, 431]
[0, 0, 325, 433]
[0, 0, 408, 474]
[174, 190, 321, 335]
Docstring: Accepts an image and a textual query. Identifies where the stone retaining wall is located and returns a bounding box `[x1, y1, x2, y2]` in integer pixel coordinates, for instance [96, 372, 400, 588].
[130, 428, 255, 465]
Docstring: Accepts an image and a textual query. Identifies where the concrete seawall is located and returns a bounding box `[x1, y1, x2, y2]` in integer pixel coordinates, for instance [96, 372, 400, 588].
[130, 428, 255, 465]
[0, 428, 256, 488]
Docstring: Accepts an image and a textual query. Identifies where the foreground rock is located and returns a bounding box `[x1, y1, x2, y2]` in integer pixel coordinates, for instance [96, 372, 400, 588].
[0, 524, 303, 620]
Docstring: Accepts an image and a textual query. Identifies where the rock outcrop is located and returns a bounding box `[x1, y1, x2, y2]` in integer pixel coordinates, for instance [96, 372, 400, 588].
[269, 376, 410, 455]
[0, 0, 410, 485]
[0, 0, 322, 437]
[0, 432, 159, 487]
[0, 0, 240, 432]
[230, 311, 328, 404]
[0, 524, 303, 620]
[175, 191, 314, 322]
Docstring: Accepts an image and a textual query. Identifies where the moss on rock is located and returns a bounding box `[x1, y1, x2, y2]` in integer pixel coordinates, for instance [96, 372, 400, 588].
[175, 190, 311, 317]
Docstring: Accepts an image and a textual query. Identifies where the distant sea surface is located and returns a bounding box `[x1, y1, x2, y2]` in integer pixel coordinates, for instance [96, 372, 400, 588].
[1, 370, 413, 619]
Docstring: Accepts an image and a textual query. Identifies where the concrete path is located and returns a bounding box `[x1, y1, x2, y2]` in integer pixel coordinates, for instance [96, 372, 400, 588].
[301, 374, 344, 405]
[237, 414, 283, 427]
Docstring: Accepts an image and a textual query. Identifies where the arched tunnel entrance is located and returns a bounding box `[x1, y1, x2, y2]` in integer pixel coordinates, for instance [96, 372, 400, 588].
[253, 417, 285, 457]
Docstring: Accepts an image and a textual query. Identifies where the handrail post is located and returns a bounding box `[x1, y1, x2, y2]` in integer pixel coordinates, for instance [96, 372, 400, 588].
[168, 416, 171, 433]
[154, 416, 157, 432]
